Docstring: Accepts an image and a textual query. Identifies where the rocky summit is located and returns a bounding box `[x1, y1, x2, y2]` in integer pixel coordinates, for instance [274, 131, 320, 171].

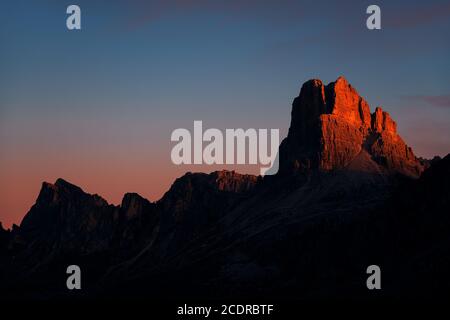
[279, 76, 423, 177]
[1, 77, 449, 301]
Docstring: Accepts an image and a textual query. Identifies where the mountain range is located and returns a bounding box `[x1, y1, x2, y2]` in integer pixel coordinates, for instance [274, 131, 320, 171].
[1, 77, 449, 300]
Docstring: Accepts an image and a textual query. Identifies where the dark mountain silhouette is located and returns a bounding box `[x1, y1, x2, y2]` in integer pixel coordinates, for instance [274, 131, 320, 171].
[1, 77, 449, 300]
[0, 223, 9, 255]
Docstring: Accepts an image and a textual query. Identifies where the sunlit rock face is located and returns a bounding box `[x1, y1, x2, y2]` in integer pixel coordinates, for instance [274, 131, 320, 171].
[279, 76, 423, 177]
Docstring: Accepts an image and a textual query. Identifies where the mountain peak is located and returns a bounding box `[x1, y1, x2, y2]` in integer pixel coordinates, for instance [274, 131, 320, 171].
[335, 75, 348, 84]
[54, 178, 82, 191]
[120, 193, 154, 220]
[372, 106, 397, 134]
[34, 178, 108, 210]
[280, 77, 424, 177]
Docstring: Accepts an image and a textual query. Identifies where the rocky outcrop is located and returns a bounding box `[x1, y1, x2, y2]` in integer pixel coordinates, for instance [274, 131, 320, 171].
[159, 171, 258, 220]
[279, 76, 424, 177]
[19, 178, 119, 256]
[153, 171, 258, 260]
[114, 193, 159, 258]
[368, 107, 420, 176]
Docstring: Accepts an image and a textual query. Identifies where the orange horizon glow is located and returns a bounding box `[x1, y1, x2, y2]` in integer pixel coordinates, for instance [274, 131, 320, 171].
[0, 155, 262, 229]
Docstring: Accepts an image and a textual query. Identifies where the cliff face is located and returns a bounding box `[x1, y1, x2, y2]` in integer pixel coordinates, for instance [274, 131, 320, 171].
[153, 171, 258, 261]
[279, 77, 423, 177]
[19, 178, 119, 255]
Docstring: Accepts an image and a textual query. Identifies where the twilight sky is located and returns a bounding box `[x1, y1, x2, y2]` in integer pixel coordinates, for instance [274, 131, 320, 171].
[1, 0, 450, 228]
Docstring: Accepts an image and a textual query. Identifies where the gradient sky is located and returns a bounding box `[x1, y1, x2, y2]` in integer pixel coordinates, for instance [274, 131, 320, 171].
[1, 0, 450, 228]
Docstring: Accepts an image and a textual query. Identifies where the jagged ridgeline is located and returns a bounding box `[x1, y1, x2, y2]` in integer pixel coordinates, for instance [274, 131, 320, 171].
[1, 77, 449, 300]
